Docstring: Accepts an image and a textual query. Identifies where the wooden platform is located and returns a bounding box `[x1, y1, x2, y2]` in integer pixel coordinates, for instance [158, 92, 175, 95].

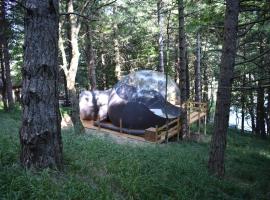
[82, 101, 207, 143]
[82, 120, 150, 143]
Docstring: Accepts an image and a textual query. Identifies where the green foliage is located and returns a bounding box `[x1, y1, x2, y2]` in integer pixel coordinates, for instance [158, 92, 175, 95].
[0, 108, 270, 199]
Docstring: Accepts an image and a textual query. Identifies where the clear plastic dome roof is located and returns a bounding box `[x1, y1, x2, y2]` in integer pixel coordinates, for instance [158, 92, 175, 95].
[114, 70, 180, 105]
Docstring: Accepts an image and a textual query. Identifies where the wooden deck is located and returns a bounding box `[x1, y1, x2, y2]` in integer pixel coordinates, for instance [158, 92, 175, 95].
[82, 101, 207, 143]
[82, 120, 150, 143]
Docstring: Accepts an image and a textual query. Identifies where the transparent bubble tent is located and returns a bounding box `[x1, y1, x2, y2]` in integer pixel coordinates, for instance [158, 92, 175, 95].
[108, 70, 182, 130]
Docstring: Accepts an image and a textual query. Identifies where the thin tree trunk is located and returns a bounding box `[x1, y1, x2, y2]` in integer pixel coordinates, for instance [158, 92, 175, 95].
[255, 41, 266, 138]
[241, 76, 246, 134]
[255, 80, 266, 137]
[174, 35, 179, 83]
[267, 88, 270, 135]
[20, 0, 63, 169]
[66, 0, 85, 134]
[248, 73, 256, 133]
[178, 0, 188, 137]
[208, 0, 239, 177]
[202, 63, 208, 102]
[195, 32, 201, 103]
[165, 10, 171, 70]
[157, 0, 164, 72]
[0, 0, 14, 109]
[86, 24, 97, 90]
[113, 7, 122, 80]
[0, 48, 7, 110]
[186, 49, 190, 99]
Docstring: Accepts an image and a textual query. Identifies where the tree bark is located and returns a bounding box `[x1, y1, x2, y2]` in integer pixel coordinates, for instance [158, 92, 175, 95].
[85, 24, 97, 91]
[20, 0, 63, 169]
[157, 0, 164, 72]
[208, 0, 239, 178]
[0, 0, 14, 109]
[178, 0, 188, 137]
[195, 32, 201, 103]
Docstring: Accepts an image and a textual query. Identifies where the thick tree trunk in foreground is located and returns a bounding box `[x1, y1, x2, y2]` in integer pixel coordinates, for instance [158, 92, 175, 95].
[195, 32, 201, 103]
[20, 0, 63, 169]
[86, 24, 97, 90]
[0, 0, 14, 109]
[208, 0, 239, 177]
[157, 0, 164, 72]
[178, 0, 188, 137]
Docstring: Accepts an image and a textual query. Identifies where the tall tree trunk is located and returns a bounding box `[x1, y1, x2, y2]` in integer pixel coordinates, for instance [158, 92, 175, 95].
[248, 73, 256, 133]
[0, 0, 14, 109]
[208, 0, 239, 177]
[255, 41, 266, 138]
[267, 88, 270, 135]
[165, 10, 171, 70]
[241, 76, 246, 134]
[86, 24, 97, 91]
[20, 0, 63, 169]
[113, 7, 122, 80]
[202, 63, 208, 102]
[113, 28, 121, 80]
[157, 0, 164, 72]
[185, 49, 190, 99]
[0, 48, 7, 110]
[2, 39, 14, 109]
[178, 0, 188, 137]
[174, 35, 179, 83]
[195, 32, 201, 103]
[66, 0, 85, 134]
[255, 80, 266, 137]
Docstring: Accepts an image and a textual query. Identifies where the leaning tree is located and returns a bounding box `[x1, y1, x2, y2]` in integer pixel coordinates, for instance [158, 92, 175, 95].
[20, 0, 63, 169]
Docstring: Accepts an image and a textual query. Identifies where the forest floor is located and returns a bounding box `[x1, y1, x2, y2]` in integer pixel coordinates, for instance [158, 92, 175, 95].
[0, 106, 270, 200]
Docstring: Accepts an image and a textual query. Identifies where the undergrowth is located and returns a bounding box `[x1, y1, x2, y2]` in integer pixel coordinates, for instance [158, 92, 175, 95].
[0, 107, 269, 199]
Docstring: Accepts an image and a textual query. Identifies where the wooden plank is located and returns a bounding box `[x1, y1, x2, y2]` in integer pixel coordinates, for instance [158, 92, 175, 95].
[157, 118, 179, 131]
[189, 113, 206, 124]
[158, 129, 180, 143]
[82, 120, 148, 142]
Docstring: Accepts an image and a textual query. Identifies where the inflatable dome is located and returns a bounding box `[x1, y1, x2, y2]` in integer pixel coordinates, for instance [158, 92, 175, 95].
[108, 70, 181, 130]
[79, 90, 111, 121]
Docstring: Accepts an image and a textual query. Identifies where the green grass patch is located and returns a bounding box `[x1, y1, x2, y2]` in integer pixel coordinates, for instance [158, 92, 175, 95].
[0, 108, 270, 199]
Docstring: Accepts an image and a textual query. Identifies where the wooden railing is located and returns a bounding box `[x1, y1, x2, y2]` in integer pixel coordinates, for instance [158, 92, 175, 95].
[144, 101, 207, 143]
[144, 117, 181, 143]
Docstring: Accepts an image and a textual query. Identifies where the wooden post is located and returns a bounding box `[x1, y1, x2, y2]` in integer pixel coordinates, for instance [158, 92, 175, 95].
[155, 125, 158, 142]
[98, 115, 101, 130]
[120, 118, 123, 133]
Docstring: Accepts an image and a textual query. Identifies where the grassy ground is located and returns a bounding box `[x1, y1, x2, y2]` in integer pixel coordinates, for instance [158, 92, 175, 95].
[0, 107, 270, 200]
